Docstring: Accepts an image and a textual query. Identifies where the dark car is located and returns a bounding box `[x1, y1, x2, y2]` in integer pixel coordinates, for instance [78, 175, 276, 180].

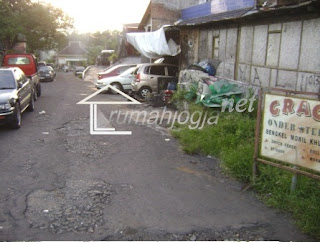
[46, 63, 55, 69]
[0, 67, 35, 129]
[39, 65, 55, 82]
[97, 64, 136, 80]
[74, 66, 86, 77]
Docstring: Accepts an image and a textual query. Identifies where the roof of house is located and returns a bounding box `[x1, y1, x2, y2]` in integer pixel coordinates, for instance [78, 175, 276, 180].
[177, 7, 253, 26]
[138, 1, 152, 30]
[58, 41, 87, 56]
[176, 0, 320, 27]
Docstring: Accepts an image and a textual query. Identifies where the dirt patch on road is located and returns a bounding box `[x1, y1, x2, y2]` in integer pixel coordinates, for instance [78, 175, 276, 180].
[56, 118, 112, 159]
[25, 179, 113, 234]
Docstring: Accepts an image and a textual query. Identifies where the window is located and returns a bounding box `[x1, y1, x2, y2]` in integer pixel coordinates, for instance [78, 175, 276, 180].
[117, 66, 132, 74]
[212, 36, 220, 58]
[167, 66, 178, 76]
[8, 57, 30, 65]
[149, 66, 165, 75]
[0, 70, 15, 89]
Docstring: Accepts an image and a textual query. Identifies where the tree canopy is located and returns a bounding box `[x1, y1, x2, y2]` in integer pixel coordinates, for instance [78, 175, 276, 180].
[69, 30, 121, 65]
[0, 0, 73, 52]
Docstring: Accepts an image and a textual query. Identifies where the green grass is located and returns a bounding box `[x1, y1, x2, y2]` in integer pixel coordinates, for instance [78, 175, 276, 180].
[172, 105, 320, 239]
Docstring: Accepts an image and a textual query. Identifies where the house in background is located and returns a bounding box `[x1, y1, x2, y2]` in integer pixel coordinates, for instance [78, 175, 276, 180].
[176, 0, 320, 93]
[120, 0, 199, 63]
[56, 41, 87, 68]
[118, 23, 141, 60]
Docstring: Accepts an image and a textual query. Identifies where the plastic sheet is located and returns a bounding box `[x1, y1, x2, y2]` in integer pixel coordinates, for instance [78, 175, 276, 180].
[126, 26, 181, 59]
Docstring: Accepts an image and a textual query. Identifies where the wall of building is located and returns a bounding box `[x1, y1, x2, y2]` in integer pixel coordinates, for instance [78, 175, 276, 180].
[152, 0, 199, 10]
[180, 17, 320, 93]
[151, 3, 181, 30]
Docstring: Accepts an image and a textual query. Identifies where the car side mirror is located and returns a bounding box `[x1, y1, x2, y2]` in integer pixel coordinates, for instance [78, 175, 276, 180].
[18, 82, 23, 89]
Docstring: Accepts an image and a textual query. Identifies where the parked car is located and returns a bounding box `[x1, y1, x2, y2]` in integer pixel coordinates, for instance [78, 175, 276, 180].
[0, 67, 35, 129]
[95, 67, 137, 93]
[131, 63, 179, 98]
[2, 53, 41, 100]
[39, 66, 55, 82]
[74, 66, 86, 77]
[46, 63, 55, 69]
[97, 64, 137, 80]
[38, 61, 46, 67]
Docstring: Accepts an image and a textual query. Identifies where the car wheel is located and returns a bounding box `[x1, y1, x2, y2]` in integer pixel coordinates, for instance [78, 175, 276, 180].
[139, 87, 152, 98]
[33, 86, 38, 101]
[37, 83, 41, 97]
[10, 103, 21, 129]
[27, 91, 35, 112]
[111, 83, 123, 94]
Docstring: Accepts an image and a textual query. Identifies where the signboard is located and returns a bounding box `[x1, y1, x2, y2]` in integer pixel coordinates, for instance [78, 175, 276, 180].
[261, 94, 320, 173]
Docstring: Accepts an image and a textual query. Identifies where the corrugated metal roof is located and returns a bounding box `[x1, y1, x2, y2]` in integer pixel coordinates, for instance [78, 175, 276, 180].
[176, 0, 318, 27]
[177, 7, 253, 26]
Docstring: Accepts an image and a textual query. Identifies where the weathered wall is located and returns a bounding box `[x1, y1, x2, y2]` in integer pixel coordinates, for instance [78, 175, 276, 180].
[153, 0, 199, 10]
[150, 0, 200, 30]
[180, 17, 320, 93]
[151, 3, 180, 30]
[237, 18, 320, 92]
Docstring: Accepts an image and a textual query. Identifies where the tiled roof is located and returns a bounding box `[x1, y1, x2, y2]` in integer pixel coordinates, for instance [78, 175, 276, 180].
[59, 42, 87, 56]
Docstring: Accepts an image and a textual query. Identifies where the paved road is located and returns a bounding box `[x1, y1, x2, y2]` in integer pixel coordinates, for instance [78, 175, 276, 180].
[0, 71, 311, 240]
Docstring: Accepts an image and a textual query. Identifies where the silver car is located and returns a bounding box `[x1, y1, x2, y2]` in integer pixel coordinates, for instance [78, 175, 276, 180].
[131, 63, 178, 98]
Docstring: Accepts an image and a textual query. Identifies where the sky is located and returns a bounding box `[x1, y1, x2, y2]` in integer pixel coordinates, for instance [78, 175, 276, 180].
[41, 0, 150, 33]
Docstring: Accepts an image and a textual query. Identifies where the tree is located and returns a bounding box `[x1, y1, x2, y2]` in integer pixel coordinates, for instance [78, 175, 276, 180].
[0, 0, 73, 52]
[68, 30, 121, 65]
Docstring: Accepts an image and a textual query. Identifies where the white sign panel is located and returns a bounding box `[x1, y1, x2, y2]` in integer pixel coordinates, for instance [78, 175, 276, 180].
[261, 94, 320, 172]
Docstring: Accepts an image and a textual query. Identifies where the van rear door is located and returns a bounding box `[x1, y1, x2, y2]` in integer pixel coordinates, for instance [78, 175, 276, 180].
[148, 65, 166, 91]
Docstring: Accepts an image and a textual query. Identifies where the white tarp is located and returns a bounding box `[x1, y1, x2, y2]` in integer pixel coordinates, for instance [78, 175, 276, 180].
[126, 26, 181, 59]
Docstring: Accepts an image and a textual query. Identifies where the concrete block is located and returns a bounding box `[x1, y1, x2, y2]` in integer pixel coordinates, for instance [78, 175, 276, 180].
[237, 64, 251, 83]
[279, 21, 302, 70]
[239, 26, 254, 64]
[270, 70, 297, 90]
[270, 69, 278, 88]
[226, 28, 238, 61]
[216, 62, 225, 76]
[250, 66, 271, 87]
[269, 23, 282, 31]
[266, 33, 281, 67]
[212, 30, 220, 37]
[252, 25, 268, 65]
[299, 19, 320, 72]
[207, 30, 213, 59]
[296, 72, 320, 93]
[224, 62, 235, 79]
[198, 30, 208, 60]
[219, 29, 227, 61]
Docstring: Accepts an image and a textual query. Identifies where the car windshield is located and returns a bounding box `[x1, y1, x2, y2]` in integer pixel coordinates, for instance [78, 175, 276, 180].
[39, 66, 52, 72]
[119, 67, 136, 77]
[0, 70, 16, 89]
[76, 67, 85, 71]
[102, 65, 132, 74]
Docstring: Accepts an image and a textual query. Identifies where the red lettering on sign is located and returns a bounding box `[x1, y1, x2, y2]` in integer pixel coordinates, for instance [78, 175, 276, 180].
[313, 104, 320, 122]
[270, 100, 280, 117]
[296, 101, 311, 117]
[282, 99, 295, 115]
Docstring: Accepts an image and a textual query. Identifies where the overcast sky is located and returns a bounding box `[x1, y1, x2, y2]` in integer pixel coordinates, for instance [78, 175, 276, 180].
[41, 0, 150, 33]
